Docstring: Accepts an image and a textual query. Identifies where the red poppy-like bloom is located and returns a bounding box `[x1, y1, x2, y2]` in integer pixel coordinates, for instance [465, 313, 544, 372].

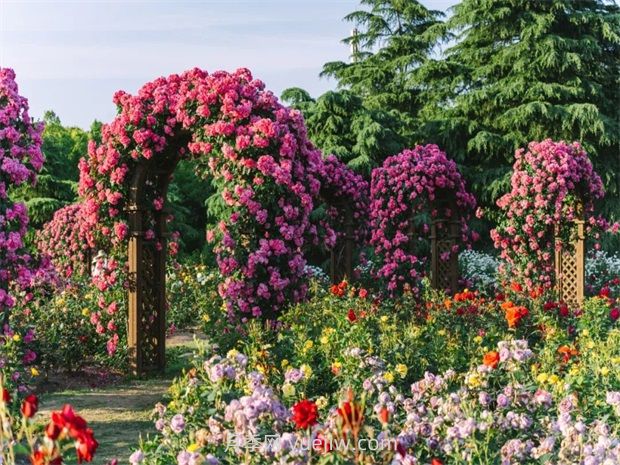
[1, 388, 10, 404]
[347, 309, 357, 323]
[378, 406, 390, 424]
[21, 394, 38, 418]
[291, 399, 318, 429]
[432, 458, 444, 465]
[51, 405, 99, 463]
[483, 351, 500, 369]
[510, 282, 523, 293]
[75, 429, 99, 463]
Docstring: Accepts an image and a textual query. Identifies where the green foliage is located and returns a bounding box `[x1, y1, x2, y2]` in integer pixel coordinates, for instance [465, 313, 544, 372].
[420, 0, 620, 218]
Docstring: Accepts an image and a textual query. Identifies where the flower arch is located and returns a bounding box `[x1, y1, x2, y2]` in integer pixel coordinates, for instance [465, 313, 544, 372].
[370, 145, 476, 296]
[78, 68, 342, 372]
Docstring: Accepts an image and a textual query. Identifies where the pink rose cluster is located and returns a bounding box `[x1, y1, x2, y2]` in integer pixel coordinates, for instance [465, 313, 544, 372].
[36, 203, 92, 279]
[370, 145, 476, 295]
[0, 68, 46, 317]
[491, 139, 616, 290]
[77, 67, 339, 320]
[318, 154, 370, 247]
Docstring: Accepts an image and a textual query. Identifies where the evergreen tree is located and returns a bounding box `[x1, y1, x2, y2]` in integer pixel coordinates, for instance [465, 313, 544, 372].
[281, 88, 405, 174]
[421, 0, 620, 218]
[321, 0, 442, 141]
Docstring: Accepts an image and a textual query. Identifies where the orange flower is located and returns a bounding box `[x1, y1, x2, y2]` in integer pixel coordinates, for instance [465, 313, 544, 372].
[444, 299, 452, 309]
[378, 406, 390, 425]
[558, 345, 579, 363]
[505, 304, 529, 328]
[483, 351, 500, 369]
[510, 282, 523, 292]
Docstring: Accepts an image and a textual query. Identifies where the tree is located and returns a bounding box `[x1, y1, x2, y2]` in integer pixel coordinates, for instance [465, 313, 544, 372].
[281, 88, 404, 174]
[420, 0, 620, 218]
[321, 0, 442, 142]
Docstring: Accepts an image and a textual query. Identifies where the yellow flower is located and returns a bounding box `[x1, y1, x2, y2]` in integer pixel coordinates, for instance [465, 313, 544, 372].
[548, 374, 559, 385]
[437, 329, 447, 337]
[466, 373, 481, 388]
[395, 364, 408, 378]
[384, 372, 395, 383]
[300, 364, 313, 379]
[316, 396, 328, 409]
[569, 366, 580, 376]
[303, 340, 314, 351]
[282, 383, 296, 397]
[281, 359, 289, 368]
[227, 349, 239, 358]
[586, 341, 595, 350]
[601, 367, 610, 376]
[473, 336, 483, 344]
[82, 308, 90, 317]
[187, 443, 200, 453]
[380, 316, 389, 323]
[12, 334, 20, 342]
[256, 365, 266, 374]
[320, 335, 329, 345]
[536, 373, 549, 384]
[202, 314, 211, 323]
[30, 368, 39, 377]
[581, 329, 589, 337]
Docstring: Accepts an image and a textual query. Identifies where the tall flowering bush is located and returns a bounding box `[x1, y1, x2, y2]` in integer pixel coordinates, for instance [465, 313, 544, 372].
[36, 202, 92, 278]
[78, 68, 333, 320]
[491, 140, 617, 291]
[0, 68, 45, 321]
[370, 145, 476, 295]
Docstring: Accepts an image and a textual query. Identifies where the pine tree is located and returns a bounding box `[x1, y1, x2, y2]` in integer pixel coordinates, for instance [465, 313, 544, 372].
[421, 0, 620, 217]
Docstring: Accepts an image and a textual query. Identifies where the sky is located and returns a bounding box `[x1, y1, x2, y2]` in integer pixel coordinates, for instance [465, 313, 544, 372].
[0, 0, 454, 129]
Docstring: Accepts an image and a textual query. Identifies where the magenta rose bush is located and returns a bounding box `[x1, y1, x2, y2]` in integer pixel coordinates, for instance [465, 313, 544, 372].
[36, 202, 93, 279]
[369, 145, 476, 295]
[491, 140, 618, 291]
[318, 154, 369, 247]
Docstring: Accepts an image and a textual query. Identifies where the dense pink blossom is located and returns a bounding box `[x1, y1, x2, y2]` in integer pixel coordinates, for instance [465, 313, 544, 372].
[370, 145, 476, 295]
[491, 140, 616, 290]
[78, 68, 340, 319]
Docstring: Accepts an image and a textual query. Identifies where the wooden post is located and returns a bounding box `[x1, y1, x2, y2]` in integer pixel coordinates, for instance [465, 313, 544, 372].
[430, 197, 459, 294]
[555, 202, 585, 308]
[330, 203, 354, 284]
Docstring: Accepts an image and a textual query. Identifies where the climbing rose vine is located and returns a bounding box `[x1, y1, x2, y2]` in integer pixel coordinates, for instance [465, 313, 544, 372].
[318, 154, 369, 246]
[491, 139, 617, 291]
[0, 68, 46, 320]
[370, 145, 476, 295]
[78, 68, 332, 320]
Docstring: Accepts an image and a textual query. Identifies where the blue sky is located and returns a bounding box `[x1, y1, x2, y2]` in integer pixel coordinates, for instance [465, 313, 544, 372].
[0, 0, 454, 129]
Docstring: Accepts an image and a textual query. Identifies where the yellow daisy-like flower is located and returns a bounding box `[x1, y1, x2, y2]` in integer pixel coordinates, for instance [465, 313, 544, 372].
[187, 443, 200, 453]
[12, 334, 20, 342]
[466, 373, 481, 388]
[395, 364, 408, 378]
[316, 396, 328, 409]
[536, 373, 549, 384]
[601, 367, 610, 376]
[282, 383, 296, 397]
[473, 336, 483, 344]
[569, 366, 580, 377]
[227, 349, 239, 358]
[437, 329, 447, 337]
[383, 372, 395, 383]
[300, 364, 313, 379]
[548, 374, 560, 385]
[202, 314, 211, 323]
[30, 368, 39, 377]
[303, 340, 314, 351]
[586, 341, 595, 350]
[82, 308, 90, 317]
[320, 335, 329, 345]
[581, 329, 589, 337]
[281, 359, 289, 368]
[380, 315, 389, 323]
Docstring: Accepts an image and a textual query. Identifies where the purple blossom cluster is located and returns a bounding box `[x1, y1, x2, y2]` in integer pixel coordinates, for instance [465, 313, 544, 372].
[491, 139, 618, 290]
[370, 145, 476, 294]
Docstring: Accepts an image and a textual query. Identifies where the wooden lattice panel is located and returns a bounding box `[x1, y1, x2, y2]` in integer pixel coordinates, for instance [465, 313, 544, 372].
[555, 217, 585, 308]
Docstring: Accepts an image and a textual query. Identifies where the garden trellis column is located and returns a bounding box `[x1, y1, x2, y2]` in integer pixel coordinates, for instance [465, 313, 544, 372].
[554, 201, 585, 308]
[126, 144, 181, 375]
[430, 195, 459, 294]
[330, 204, 354, 283]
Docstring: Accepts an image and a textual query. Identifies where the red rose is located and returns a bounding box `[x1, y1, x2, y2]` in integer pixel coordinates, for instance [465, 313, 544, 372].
[347, 309, 357, 323]
[75, 428, 98, 463]
[558, 304, 569, 317]
[610, 308, 620, 321]
[378, 406, 390, 424]
[1, 388, 10, 404]
[291, 399, 318, 429]
[600, 287, 611, 298]
[46, 421, 62, 440]
[358, 288, 368, 299]
[21, 394, 38, 418]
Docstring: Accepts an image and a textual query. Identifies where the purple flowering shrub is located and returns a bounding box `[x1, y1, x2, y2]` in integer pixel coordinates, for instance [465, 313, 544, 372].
[491, 139, 619, 291]
[370, 145, 476, 296]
